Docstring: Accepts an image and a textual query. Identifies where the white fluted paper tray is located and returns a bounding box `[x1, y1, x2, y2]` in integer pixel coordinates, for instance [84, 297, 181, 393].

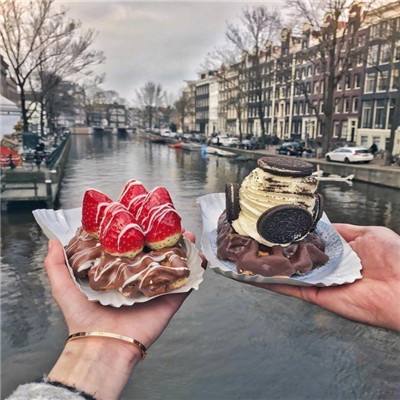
[197, 193, 362, 287]
[32, 207, 205, 307]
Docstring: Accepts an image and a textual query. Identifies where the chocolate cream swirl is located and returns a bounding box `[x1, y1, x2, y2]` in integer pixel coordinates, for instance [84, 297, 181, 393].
[232, 167, 318, 246]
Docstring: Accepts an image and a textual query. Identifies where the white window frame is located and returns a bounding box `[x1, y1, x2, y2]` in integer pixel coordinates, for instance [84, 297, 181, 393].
[354, 73, 361, 89]
[377, 70, 389, 93]
[364, 72, 375, 94]
[352, 97, 359, 113]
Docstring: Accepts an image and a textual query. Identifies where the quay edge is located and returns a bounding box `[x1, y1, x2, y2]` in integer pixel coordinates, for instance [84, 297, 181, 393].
[209, 146, 400, 190]
[1, 135, 72, 211]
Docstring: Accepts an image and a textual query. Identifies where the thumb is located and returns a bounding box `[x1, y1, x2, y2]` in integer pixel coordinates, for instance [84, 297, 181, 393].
[334, 223, 367, 242]
[44, 240, 78, 300]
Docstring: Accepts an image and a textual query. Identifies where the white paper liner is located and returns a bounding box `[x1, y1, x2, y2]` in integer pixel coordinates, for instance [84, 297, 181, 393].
[197, 193, 363, 287]
[33, 207, 205, 307]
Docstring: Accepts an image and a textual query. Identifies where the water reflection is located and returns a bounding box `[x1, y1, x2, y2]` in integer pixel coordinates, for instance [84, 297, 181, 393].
[2, 133, 400, 399]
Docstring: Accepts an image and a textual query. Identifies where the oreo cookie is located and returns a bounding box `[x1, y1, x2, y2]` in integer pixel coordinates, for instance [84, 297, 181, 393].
[225, 183, 240, 223]
[257, 156, 315, 177]
[256, 205, 313, 245]
[311, 193, 324, 230]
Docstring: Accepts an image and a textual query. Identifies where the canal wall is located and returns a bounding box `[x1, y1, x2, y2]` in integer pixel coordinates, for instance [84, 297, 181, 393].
[209, 146, 400, 190]
[1, 134, 72, 209]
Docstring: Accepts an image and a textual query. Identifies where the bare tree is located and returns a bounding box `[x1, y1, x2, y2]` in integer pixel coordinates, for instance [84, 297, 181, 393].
[287, 0, 375, 154]
[136, 82, 164, 129]
[225, 6, 281, 146]
[174, 89, 195, 132]
[0, 0, 104, 133]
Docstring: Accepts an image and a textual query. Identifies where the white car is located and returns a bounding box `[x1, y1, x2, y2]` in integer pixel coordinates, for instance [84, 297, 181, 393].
[216, 136, 240, 147]
[325, 147, 373, 163]
[161, 129, 176, 138]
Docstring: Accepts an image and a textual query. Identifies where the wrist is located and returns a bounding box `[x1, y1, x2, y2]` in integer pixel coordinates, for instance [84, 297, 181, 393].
[49, 337, 141, 400]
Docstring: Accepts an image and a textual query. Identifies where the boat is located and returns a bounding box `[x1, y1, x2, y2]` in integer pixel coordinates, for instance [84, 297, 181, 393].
[205, 146, 235, 157]
[215, 149, 236, 157]
[312, 170, 354, 184]
[181, 142, 202, 151]
[168, 142, 183, 149]
[233, 155, 253, 162]
[149, 134, 168, 144]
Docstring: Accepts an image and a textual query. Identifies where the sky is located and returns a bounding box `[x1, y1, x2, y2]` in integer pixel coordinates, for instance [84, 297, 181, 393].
[60, 1, 275, 102]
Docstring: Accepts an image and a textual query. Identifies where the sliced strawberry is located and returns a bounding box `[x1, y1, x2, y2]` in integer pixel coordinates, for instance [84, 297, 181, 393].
[119, 180, 148, 214]
[135, 187, 173, 221]
[99, 203, 144, 257]
[82, 189, 112, 237]
[144, 204, 182, 249]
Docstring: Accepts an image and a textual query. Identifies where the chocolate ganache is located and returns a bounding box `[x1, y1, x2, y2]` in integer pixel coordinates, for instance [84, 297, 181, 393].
[65, 228, 190, 298]
[217, 212, 328, 277]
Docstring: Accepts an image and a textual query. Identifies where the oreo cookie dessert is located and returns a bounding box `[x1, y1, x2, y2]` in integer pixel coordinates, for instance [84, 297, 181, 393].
[217, 156, 329, 277]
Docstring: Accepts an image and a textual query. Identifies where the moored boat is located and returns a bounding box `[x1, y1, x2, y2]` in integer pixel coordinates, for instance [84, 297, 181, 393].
[181, 142, 202, 151]
[168, 142, 183, 149]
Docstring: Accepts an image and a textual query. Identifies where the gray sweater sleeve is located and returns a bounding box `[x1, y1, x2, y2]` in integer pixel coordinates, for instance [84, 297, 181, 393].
[6, 382, 88, 400]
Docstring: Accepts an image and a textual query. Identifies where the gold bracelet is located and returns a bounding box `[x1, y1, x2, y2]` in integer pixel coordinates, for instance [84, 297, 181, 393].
[66, 331, 147, 359]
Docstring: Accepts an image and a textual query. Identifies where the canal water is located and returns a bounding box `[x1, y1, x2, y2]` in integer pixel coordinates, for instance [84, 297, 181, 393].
[2, 134, 400, 399]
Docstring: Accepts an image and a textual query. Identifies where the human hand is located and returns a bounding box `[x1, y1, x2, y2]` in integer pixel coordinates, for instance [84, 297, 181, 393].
[250, 224, 400, 331]
[45, 231, 199, 400]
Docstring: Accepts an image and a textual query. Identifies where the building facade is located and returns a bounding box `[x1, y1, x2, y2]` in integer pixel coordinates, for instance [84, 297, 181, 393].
[183, 1, 400, 153]
[195, 71, 219, 135]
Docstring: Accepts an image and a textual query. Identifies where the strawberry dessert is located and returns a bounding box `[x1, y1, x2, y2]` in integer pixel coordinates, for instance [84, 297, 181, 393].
[65, 181, 190, 298]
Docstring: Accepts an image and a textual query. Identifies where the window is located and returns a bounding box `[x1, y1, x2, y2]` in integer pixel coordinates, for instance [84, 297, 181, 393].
[372, 136, 381, 147]
[345, 75, 351, 90]
[353, 97, 359, 113]
[344, 98, 351, 113]
[374, 99, 386, 129]
[335, 98, 342, 113]
[314, 81, 320, 95]
[368, 45, 379, 66]
[333, 122, 340, 138]
[370, 24, 379, 38]
[377, 70, 389, 92]
[312, 101, 317, 115]
[299, 102, 303, 115]
[319, 101, 324, 114]
[380, 43, 391, 64]
[337, 79, 343, 91]
[391, 68, 399, 90]
[342, 121, 348, 137]
[380, 21, 389, 36]
[357, 35, 365, 47]
[388, 99, 395, 128]
[395, 40, 400, 62]
[354, 73, 361, 89]
[307, 66, 312, 77]
[365, 73, 375, 93]
[361, 101, 373, 128]
[360, 135, 368, 147]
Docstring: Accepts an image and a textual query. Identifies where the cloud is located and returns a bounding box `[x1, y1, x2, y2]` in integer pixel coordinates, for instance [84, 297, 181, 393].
[60, 1, 273, 100]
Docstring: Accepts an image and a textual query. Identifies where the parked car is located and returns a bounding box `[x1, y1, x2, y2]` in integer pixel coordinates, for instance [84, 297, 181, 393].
[183, 133, 194, 140]
[160, 129, 172, 137]
[277, 141, 304, 156]
[193, 133, 204, 142]
[220, 136, 240, 147]
[325, 147, 373, 163]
